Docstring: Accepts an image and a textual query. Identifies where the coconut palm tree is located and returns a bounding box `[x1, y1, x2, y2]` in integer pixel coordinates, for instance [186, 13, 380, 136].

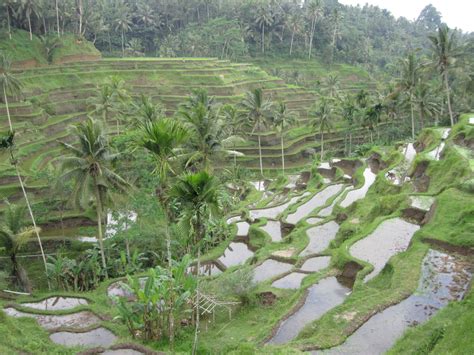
[255, 3, 273, 55]
[171, 171, 224, 355]
[241, 88, 272, 177]
[220, 104, 248, 167]
[88, 84, 114, 128]
[0, 55, 22, 130]
[287, 12, 302, 56]
[429, 25, 461, 127]
[139, 118, 188, 350]
[398, 52, 423, 139]
[18, 0, 39, 40]
[312, 97, 334, 160]
[108, 76, 130, 134]
[340, 94, 357, 155]
[0, 202, 39, 292]
[414, 83, 440, 129]
[59, 118, 130, 274]
[272, 101, 297, 173]
[114, 3, 132, 57]
[132, 94, 163, 125]
[306, 0, 322, 60]
[2, 0, 16, 40]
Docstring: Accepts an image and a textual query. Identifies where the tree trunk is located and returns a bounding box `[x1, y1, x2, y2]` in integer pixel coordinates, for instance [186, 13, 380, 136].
[94, 185, 108, 275]
[3, 86, 13, 130]
[258, 134, 264, 177]
[7, 6, 12, 40]
[192, 247, 201, 355]
[42, 16, 47, 35]
[121, 30, 125, 57]
[420, 107, 425, 130]
[410, 96, 415, 139]
[290, 31, 295, 56]
[78, 0, 83, 36]
[349, 131, 352, 155]
[281, 134, 285, 173]
[444, 70, 454, 127]
[320, 131, 324, 160]
[309, 20, 315, 60]
[262, 24, 265, 55]
[56, 0, 60, 37]
[27, 13, 33, 41]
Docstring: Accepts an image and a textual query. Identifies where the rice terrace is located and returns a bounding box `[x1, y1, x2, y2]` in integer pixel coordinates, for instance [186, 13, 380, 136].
[0, 1, 473, 354]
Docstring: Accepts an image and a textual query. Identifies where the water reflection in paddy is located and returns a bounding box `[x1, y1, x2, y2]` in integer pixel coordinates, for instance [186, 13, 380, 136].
[272, 272, 307, 289]
[318, 249, 472, 354]
[286, 185, 344, 225]
[21, 297, 88, 311]
[349, 218, 420, 282]
[260, 220, 282, 242]
[301, 221, 339, 256]
[267, 277, 350, 344]
[300, 257, 331, 272]
[340, 168, 376, 208]
[218, 242, 254, 268]
[253, 259, 293, 283]
[250, 193, 310, 220]
[50, 327, 117, 348]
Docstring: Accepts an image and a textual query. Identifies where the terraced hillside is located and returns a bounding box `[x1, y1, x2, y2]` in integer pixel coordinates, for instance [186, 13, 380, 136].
[0, 57, 369, 213]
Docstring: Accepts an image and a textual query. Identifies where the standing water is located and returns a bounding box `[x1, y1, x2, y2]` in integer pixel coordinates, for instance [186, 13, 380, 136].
[260, 220, 283, 242]
[301, 221, 340, 256]
[350, 218, 420, 282]
[267, 277, 350, 344]
[317, 249, 472, 354]
[340, 169, 376, 208]
[218, 242, 254, 268]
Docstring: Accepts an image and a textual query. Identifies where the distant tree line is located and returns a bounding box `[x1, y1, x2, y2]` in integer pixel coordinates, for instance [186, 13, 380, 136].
[1, 0, 472, 68]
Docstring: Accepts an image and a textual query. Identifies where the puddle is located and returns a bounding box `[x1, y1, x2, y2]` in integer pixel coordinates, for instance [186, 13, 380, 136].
[319, 162, 331, 169]
[301, 221, 339, 256]
[441, 128, 451, 139]
[410, 196, 435, 211]
[318, 249, 472, 354]
[272, 272, 307, 289]
[286, 185, 344, 225]
[300, 257, 331, 272]
[50, 327, 117, 348]
[340, 169, 376, 208]
[268, 277, 350, 344]
[285, 175, 300, 189]
[21, 297, 88, 311]
[250, 193, 310, 220]
[260, 220, 282, 242]
[319, 186, 351, 217]
[403, 143, 417, 163]
[218, 242, 254, 268]
[107, 278, 147, 298]
[307, 217, 323, 225]
[3, 308, 100, 330]
[350, 218, 420, 282]
[253, 259, 293, 283]
[235, 221, 250, 236]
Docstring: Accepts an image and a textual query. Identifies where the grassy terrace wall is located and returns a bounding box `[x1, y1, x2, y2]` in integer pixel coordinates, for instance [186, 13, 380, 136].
[0, 56, 367, 216]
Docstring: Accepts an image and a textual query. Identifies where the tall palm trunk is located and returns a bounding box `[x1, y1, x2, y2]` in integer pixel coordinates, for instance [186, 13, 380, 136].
[94, 184, 108, 275]
[320, 131, 324, 160]
[258, 134, 264, 177]
[261, 24, 265, 54]
[349, 131, 352, 155]
[410, 94, 415, 139]
[290, 31, 295, 56]
[6, 6, 12, 40]
[309, 20, 315, 59]
[27, 13, 33, 41]
[3, 86, 13, 129]
[78, 0, 83, 36]
[280, 134, 285, 173]
[444, 70, 454, 126]
[121, 30, 125, 57]
[55, 0, 60, 37]
[192, 212, 202, 355]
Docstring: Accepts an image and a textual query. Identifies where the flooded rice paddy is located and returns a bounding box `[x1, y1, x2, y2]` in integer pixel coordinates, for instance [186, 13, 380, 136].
[218, 242, 254, 268]
[301, 221, 340, 256]
[260, 220, 282, 242]
[50, 327, 117, 348]
[350, 218, 420, 282]
[286, 185, 344, 225]
[340, 168, 376, 208]
[268, 277, 350, 344]
[250, 193, 310, 220]
[253, 259, 293, 283]
[300, 257, 331, 272]
[318, 249, 472, 354]
[272, 272, 307, 289]
[21, 297, 88, 311]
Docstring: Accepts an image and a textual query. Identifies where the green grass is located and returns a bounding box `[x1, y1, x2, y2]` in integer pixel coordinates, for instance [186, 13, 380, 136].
[0, 30, 47, 64]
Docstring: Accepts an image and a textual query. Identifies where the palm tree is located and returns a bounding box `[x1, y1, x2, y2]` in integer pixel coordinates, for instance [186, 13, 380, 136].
[414, 83, 440, 129]
[329, 8, 343, 66]
[255, 4, 273, 55]
[114, 4, 132, 57]
[340, 95, 357, 155]
[306, 0, 322, 60]
[89, 84, 114, 129]
[241, 88, 272, 177]
[132, 94, 163, 125]
[313, 97, 334, 160]
[287, 13, 302, 56]
[398, 52, 423, 139]
[171, 171, 224, 355]
[220, 104, 247, 167]
[55, 0, 60, 36]
[325, 74, 340, 99]
[0, 55, 22, 130]
[18, 0, 39, 40]
[363, 103, 383, 142]
[59, 118, 130, 273]
[2, 0, 16, 40]
[272, 101, 297, 173]
[139, 118, 187, 350]
[109, 76, 130, 134]
[0, 202, 40, 292]
[429, 25, 461, 127]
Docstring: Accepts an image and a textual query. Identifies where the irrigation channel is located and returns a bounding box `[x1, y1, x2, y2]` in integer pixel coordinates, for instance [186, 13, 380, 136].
[3, 136, 473, 353]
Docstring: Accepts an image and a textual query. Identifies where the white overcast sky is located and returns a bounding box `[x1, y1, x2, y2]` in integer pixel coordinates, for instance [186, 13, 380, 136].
[338, 0, 473, 33]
